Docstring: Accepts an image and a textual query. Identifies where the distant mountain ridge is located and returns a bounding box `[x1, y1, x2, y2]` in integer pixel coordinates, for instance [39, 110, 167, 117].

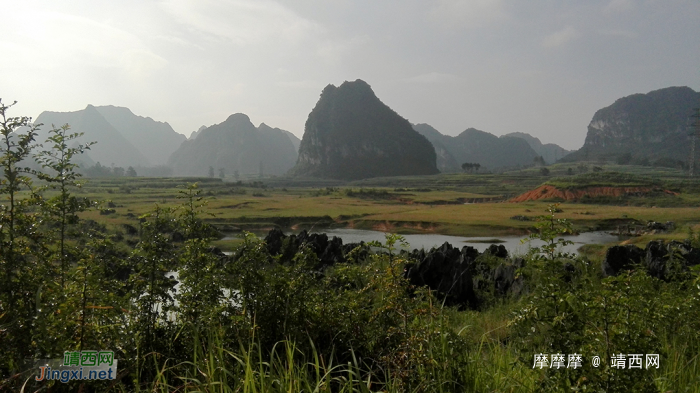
[289, 79, 439, 180]
[412, 124, 540, 171]
[34, 105, 186, 168]
[562, 86, 700, 164]
[501, 132, 570, 164]
[168, 113, 298, 177]
[92, 105, 186, 165]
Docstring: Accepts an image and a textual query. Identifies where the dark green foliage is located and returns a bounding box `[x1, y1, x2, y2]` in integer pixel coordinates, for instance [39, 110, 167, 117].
[0, 99, 44, 376]
[461, 162, 481, 173]
[291, 80, 439, 179]
[35, 123, 95, 288]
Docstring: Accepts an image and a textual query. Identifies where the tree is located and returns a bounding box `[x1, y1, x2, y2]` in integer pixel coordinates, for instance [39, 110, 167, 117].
[84, 161, 111, 177]
[525, 203, 574, 261]
[533, 156, 546, 166]
[0, 99, 42, 373]
[129, 205, 178, 377]
[539, 167, 550, 176]
[126, 166, 137, 177]
[461, 162, 480, 173]
[218, 167, 225, 179]
[112, 166, 125, 177]
[208, 166, 214, 178]
[35, 124, 95, 289]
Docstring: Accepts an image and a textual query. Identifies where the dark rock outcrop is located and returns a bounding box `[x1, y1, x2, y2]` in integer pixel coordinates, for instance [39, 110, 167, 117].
[404, 242, 478, 308]
[492, 258, 525, 297]
[289, 80, 439, 180]
[264, 228, 357, 268]
[602, 245, 645, 276]
[486, 244, 508, 259]
[262, 230, 536, 309]
[603, 240, 700, 280]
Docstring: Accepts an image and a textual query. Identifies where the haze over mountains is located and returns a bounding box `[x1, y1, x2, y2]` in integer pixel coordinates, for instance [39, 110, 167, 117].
[169, 113, 298, 177]
[35, 105, 185, 168]
[27, 83, 699, 179]
[501, 132, 570, 165]
[413, 124, 549, 172]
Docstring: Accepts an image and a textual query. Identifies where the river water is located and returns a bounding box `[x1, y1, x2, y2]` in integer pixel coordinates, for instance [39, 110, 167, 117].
[314, 229, 619, 255]
[226, 228, 620, 256]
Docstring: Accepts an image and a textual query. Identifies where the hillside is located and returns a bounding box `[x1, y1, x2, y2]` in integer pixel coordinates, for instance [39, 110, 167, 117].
[35, 105, 150, 168]
[168, 113, 298, 177]
[289, 79, 438, 180]
[562, 86, 700, 165]
[94, 105, 186, 166]
[502, 132, 570, 164]
[413, 124, 540, 171]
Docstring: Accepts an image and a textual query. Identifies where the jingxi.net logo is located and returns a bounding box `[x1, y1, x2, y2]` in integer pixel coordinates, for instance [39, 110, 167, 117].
[35, 350, 117, 383]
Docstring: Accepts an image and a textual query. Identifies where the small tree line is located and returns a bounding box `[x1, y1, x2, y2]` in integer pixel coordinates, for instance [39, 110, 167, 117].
[461, 162, 481, 173]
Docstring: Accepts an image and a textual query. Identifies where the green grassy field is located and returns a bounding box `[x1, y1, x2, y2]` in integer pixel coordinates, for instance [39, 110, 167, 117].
[69, 167, 700, 247]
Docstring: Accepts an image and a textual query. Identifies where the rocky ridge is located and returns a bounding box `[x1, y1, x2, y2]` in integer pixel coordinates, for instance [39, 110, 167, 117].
[289, 79, 439, 180]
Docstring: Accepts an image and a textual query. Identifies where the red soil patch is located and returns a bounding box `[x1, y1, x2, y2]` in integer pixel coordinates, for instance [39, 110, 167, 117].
[510, 185, 677, 202]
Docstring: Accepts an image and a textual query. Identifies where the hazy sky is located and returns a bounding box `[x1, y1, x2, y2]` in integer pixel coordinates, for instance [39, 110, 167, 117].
[2, 0, 699, 150]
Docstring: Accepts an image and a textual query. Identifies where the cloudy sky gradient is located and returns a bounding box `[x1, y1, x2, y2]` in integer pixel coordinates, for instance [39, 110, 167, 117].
[2, 0, 699, 149]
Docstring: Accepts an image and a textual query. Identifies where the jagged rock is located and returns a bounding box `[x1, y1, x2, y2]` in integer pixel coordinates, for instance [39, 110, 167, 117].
[265, 228, 286, 255]
[492, 257, 527, 297]
[264, 229, 350, 268]
[486, 244, 508, 259]
[602, 245, 645, 276]
[493, 263, 516, 296]
[645, 241, 669, 280]
[604, 240, 699, 280]
[404, 242, 478, 308]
